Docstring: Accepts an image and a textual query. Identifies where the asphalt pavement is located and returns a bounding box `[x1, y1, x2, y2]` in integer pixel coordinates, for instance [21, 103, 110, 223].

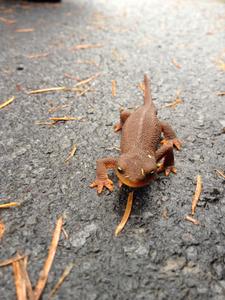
[0, 0, 225, 299]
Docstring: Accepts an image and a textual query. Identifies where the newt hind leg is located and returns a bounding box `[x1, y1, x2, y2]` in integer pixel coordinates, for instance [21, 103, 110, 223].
[114, 109, 131, 132]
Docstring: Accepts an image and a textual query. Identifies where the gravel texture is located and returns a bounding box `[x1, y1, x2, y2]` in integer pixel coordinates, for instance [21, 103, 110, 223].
[0, 0, 225, 299]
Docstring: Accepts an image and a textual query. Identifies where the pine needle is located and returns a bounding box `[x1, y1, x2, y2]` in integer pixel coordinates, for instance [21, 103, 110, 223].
[112, 80, 116, 97]
[0, 254, 26, 267]
[217, 91, 225, 96]
[28, 87, 67, 94]
[215, 169, 225, 179]
[47, 263, 74, 299]
[33, 216, 63, 300]
[115, 192, 134, 236]
[0, 221, 5, 240]
[0, 96, 15, 110]
[12, 256, 27, 300]
[65, 144, 77, 163]
[70, 44, 103, 51]
[191, 175, 202, 215]
[0, 202, 20, 208]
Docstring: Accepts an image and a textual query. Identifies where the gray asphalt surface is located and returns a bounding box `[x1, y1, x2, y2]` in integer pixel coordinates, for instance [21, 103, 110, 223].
[0, 0, 225, 299]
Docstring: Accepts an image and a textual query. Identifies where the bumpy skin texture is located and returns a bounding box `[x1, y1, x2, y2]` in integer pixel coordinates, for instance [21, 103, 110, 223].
[90, 75, 182, 193]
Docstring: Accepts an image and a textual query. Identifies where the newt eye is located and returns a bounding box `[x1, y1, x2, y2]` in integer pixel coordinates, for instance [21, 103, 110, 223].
[117, 166, 124, 174]
[150, 170, 155, 175]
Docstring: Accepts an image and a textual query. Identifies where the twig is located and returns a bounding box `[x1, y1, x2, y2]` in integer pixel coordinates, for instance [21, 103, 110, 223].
[0, 254, 26, 267]
[65, 145, 77, 163]
[47, 263, 74, 299]
[185, 215, 200, 225]
[33, 216, 63, 300]
[0, 96, 15, 110]
[191, 175, 202, 215]
[70, 44, 103, 51]
[112, 80, 116, 97]
[215, 169, 225, 179]
[0, 202, 20, 208]
[115, 192, 134, 236]
[12, 255, 27, 300]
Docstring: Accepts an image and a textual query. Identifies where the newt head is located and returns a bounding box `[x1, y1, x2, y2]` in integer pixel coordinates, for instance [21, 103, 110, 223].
[115, 152, 157, 188]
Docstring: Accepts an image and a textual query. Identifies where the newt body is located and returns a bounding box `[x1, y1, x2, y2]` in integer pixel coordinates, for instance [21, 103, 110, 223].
[91, 75, 181, 193]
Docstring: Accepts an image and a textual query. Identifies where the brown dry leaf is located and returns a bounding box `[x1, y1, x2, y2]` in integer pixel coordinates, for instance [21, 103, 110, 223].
[0, 96, 15, 110]
[0, 17, 16, 25]
[185, 215, 200, 225]
[65, 144, 77, 163]
[47, 263, 74, 299]
[15, 28, 34, 33]
[112, 80, 116, 97]
[171, 58, 181, 69]
[70, 44, 103, 51]
[33, 216, 63, 300]
[191, 175, 202, 215]
[0, 202, 20, 209]
[115, 192, 134, 236]
[0, 221, 5, 240]
[215, 169, 225, 179]
[12, 255, 27, 300]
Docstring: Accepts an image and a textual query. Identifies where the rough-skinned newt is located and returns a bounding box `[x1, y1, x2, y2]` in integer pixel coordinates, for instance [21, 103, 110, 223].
[90, 75, 182, 193]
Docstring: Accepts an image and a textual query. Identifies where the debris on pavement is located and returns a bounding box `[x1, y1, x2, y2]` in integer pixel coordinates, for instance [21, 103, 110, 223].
[215, 169, 225, 180]
[163, 91, 183, 109]
[217, 91, 225, 96]
[112, 80, 116, 97]
[185, 215, 200, 225]
[65, 144, 77, 163]
[15, 28, 34, 33]
[115, 192, 134, 236]
[171, 58, 181, 69]
[191, 175, 202, 216]
[70, 44, 103, 51]
[0, 222, 5, 240]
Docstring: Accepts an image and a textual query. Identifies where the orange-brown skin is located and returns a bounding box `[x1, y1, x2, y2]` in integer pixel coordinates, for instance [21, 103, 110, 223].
[90, 75, 182, 193]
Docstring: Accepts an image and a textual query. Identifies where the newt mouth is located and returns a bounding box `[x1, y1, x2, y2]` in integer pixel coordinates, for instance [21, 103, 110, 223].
[116, 170, 154, 188]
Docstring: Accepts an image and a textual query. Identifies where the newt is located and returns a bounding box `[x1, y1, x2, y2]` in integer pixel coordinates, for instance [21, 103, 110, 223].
[90, 75, 182, 193]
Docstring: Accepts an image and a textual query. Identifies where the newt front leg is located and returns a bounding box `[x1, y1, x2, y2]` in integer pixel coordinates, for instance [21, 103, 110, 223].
[90, 157, 117, 193]
[156, 142, 177, 176]
[160, 121, 182, 150]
